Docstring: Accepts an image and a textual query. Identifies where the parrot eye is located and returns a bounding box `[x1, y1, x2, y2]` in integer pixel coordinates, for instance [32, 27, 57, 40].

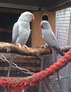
[30, 15, 32, 17]
[43, 23, 47, 25]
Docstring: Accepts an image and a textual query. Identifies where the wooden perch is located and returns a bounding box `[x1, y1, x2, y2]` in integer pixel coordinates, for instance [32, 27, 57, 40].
[0, 42, 71, 57]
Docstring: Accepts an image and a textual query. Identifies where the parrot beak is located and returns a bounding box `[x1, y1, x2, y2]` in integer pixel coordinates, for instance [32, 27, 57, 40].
[40, 23, 43, 27]
[32, 16, 35, 21]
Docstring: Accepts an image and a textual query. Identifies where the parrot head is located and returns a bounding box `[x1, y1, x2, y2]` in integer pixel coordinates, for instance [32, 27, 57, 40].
[40, 20, 49, 29]
[18, 11, 35, 22]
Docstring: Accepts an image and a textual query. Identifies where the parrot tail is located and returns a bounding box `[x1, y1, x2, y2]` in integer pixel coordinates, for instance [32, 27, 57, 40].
[52, 49, 63, 90]
[52, 47, 65, 56]
[58, 50, 65, 56]
[7, 53, 15, 77]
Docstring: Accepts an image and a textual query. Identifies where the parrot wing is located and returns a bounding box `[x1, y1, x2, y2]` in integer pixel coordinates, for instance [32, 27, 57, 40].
[12, 22, 19, 43]
[16, 30, 31, 45]
[49, 30, 58, 44]
[46, 31, 65, 56]
[15, 22, 31, 45]
[43, 30, 60, 49]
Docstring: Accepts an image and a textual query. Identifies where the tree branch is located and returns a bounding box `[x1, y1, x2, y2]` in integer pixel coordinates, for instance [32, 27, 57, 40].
[0, 42, 71, 57]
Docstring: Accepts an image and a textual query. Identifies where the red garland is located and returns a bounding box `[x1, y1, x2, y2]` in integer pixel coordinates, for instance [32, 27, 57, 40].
[0, 78, 29, 92]
[32, 51, 71, 83]
[0, 49, 71, 92]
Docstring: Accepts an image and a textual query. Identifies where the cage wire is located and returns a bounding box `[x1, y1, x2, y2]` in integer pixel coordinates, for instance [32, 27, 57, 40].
[56, 7, 71, 92]
[0, 49, 70, 92]
[0, 13, 71, 92]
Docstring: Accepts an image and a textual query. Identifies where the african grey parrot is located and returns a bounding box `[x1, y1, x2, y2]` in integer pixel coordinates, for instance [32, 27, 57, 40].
[7, 11, 35, 77]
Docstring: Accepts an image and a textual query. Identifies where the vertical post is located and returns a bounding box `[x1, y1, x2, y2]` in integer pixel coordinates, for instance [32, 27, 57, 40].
[39, 57, 54, 92]
[39, 58, 44, 92]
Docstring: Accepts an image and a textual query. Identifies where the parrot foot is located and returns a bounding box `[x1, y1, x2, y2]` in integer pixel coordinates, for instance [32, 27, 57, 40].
[40, 45, 46, 48]
[45, 44, 48, 47]
[16, 43, 22, 48]
[23, 45, 29, 49]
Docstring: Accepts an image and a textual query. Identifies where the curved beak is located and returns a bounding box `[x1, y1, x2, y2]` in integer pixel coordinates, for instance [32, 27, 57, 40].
[32, 16, 35, 21]
[40, 23, 43, 27]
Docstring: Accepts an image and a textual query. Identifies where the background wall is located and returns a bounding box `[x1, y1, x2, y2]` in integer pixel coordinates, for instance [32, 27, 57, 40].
[32, 11, 55, 47]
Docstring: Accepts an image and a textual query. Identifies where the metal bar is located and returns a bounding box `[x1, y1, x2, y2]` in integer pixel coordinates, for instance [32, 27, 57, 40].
[47, 0, 71, 11]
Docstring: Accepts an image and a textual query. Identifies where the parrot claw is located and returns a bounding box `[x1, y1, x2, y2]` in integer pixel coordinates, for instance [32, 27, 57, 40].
[16, 43, 22, 48]
[40, 45, 46, 48]
[23, 45, 29, 49]
[45, 44, 48, 47]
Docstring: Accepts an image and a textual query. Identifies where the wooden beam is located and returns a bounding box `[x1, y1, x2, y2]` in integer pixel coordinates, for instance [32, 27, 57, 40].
[0, 2, 48, 11]
[0, 3, 39, 11]
[0, 8, 24, 14]
[47, 0, 71, 11]
[0, 42, 71, 57]
[0, 67, 40, 71]
[0, 56, 41, 63]
[0, 28, 11, 33]
[0, 42, 52, 57]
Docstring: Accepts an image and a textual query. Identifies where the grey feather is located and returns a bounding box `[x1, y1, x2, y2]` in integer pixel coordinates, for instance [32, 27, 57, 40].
[12, 22, 19, 43]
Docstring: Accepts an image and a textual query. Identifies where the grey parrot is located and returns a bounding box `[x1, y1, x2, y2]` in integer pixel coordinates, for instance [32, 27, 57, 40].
[40, 20, 64, 90]
[40, 20, 65, 56]
[7, 11, 35, 77]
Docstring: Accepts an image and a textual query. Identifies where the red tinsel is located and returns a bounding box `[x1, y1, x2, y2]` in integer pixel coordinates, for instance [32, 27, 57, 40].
[0, 49, 71, 92]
